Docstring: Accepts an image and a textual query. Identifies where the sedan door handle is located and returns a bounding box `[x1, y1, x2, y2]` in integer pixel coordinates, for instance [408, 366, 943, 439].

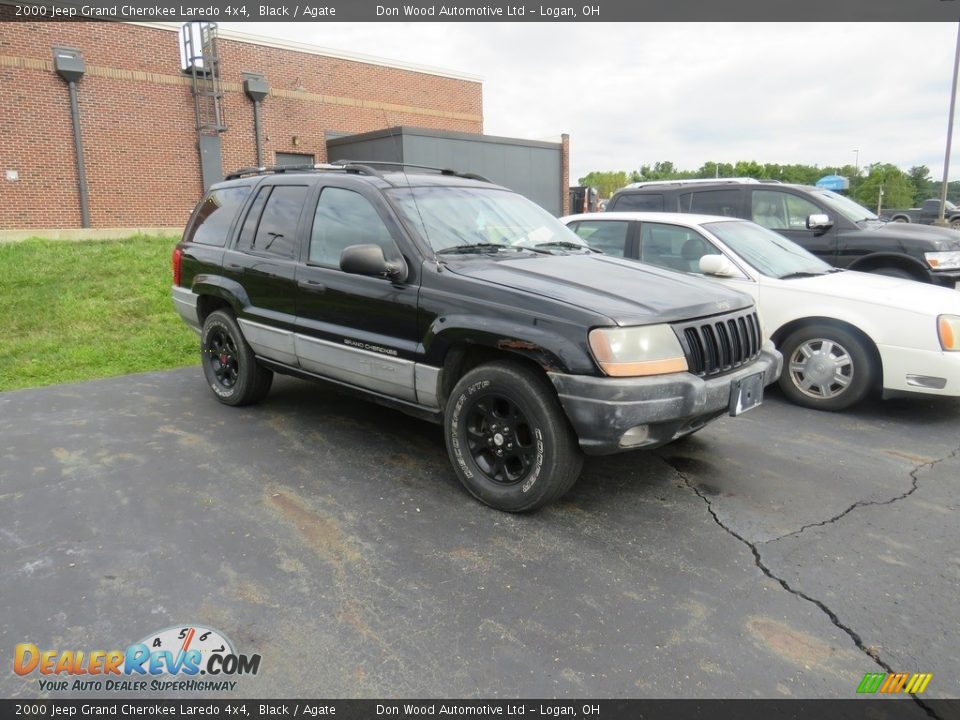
[224, 262, 244, 271]
[297, 279, 326, 292]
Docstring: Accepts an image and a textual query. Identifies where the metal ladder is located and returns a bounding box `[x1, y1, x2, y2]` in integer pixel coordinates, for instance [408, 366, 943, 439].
[183, 22, 227, 135]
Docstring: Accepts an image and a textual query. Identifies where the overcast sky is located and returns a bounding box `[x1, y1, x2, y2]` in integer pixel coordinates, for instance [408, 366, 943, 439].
[223, 22, 960, 183]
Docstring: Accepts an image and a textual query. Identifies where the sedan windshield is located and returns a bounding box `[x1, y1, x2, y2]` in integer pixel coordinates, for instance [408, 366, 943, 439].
[388, 186, 589, 254]
[812, 189, 878, 223]
[704, 220, 834, 279]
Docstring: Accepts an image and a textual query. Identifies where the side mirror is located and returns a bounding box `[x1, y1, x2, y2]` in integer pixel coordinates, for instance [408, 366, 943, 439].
[340, 244, 406, 282]
[699, 254, 739, 277]
[806, 214, 833, 234]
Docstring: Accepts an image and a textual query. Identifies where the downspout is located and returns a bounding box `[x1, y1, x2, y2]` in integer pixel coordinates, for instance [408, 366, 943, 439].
[243, 73, 270, 167]
[53, 47, 90, 228]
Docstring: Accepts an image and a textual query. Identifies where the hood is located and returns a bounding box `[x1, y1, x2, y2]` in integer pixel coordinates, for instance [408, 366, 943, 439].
[853, 221, 960, 251]
[445, 254, 754, 325]
[770, 269, 960, 316]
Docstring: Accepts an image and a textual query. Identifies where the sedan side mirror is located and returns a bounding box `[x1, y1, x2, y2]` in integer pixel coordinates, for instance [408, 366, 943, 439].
[340, 244, 407, 282]
[699, 254, 740, 277]
[806, 214, 833, 235]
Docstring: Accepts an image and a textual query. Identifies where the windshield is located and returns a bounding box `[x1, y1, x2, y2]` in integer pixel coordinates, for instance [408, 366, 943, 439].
[704, 220, 834, 278]
[387, 186, 588, 253]
[812, 189, 878, 223]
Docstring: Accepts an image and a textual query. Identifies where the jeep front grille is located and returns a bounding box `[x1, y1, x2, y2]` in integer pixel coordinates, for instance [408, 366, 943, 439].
[675, 309, 761, 377]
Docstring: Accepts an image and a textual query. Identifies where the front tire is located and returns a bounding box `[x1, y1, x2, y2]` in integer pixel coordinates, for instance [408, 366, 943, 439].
[778, 324, 875, 411]
[444, 361, 583, 512]
[200, 310, 273, 406]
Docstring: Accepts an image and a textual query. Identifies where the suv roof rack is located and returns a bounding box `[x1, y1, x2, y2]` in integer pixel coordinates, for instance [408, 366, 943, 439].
[621, 177, 762, 190]
[224, 161, 491, 184]
[334, 160, 492, 183]
[224, 162, 386, 181]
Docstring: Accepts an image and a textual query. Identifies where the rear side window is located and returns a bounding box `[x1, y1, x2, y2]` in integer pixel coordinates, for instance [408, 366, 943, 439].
[681, 190, 742, 217]
[613, 193, 664, 211]
[185, 187, 251, 246]
[237, 185, 307, 259]
[640, 222, 710, 273]
[570, 220, 630, 257]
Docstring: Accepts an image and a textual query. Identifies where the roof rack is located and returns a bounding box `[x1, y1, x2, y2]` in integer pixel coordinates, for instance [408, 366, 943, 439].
[223, 162, 385, 181]
[621, 177, 762, 190]
[334, 160, 492, 183]
[223, 160, 490, 184]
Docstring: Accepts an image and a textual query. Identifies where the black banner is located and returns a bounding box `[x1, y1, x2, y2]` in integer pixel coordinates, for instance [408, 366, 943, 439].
[2, 700, 960, 720]
[0, 0, 959, 22]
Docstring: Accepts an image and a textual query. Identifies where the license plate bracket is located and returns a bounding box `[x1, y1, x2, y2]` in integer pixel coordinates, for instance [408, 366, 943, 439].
[729, 372, 764, 416]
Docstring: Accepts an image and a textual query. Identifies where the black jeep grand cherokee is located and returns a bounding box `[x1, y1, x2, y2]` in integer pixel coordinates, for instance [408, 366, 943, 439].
[172, 162, 781, 511]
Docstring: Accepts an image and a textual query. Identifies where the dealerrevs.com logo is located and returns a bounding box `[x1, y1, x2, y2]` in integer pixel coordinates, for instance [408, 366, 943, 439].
[14, 625, 260, 692]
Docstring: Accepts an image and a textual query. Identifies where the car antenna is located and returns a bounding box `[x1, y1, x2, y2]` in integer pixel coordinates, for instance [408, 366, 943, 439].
[382, 115, 442, 272]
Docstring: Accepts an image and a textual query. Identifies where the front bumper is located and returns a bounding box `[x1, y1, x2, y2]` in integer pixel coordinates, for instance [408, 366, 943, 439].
[930, 268, 960, 289]
[548, 342, 782, 455]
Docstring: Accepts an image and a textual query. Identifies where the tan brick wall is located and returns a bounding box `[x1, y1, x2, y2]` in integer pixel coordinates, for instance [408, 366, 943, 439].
[0, 21, 484, 229]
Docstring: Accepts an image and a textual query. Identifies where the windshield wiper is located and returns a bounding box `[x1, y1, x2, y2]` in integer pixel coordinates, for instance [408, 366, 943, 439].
[436, 243, 522, 255]
[778, 270, 827, 280]
[532, 241, 598, 253]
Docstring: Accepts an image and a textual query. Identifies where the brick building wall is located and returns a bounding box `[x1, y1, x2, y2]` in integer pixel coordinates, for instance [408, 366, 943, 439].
[0, 21, 484, 229]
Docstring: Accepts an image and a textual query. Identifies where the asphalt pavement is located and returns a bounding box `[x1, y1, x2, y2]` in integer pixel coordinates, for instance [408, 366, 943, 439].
[1, 367, 957, 704]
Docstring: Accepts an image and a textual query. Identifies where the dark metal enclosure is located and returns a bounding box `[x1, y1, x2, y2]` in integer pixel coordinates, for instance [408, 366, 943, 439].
[327, 127, 565, 215]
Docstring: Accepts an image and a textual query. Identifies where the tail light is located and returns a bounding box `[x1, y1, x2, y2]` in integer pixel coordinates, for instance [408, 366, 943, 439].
[172, 247, 183, 287]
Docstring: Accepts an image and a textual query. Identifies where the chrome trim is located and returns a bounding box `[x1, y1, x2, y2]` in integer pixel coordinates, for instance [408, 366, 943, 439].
[415, 364, 441, 408]
[172, 286, 201, 333]
[294, 334, 416, 401]
[238, 319, 298, 367]
[906, 374, 947, 390]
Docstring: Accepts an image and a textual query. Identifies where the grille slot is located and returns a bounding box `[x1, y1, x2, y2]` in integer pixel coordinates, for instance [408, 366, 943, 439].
[675, 310, 762, 377]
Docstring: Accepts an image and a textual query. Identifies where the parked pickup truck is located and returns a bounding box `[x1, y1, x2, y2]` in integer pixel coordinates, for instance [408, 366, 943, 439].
[172, 162, 781, 512]
[883, 198, 960, 229]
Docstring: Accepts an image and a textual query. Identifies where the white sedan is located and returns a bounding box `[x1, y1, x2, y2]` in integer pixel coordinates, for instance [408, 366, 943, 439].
[561, 211, 960, 410]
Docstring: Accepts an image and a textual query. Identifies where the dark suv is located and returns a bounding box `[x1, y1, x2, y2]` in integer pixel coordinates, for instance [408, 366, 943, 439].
[172, 163, 781, 512]
[607, 179, 960, 287]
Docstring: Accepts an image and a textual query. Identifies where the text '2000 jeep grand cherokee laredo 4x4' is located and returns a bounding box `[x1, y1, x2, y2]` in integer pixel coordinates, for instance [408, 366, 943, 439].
[171, 162, 782, 512]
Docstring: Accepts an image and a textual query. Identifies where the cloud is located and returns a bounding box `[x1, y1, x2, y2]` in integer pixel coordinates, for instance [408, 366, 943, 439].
[227, 21, 960, 181]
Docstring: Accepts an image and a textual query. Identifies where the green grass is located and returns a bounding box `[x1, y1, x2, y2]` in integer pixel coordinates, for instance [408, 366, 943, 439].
[0, 235, 199, 392]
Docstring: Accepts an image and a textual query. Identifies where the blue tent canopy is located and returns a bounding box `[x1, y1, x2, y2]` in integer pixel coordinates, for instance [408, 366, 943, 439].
[815, 175, 850, 191]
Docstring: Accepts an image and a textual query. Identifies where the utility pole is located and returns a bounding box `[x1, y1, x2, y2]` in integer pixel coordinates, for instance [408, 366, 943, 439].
[935, 22, 960, 227]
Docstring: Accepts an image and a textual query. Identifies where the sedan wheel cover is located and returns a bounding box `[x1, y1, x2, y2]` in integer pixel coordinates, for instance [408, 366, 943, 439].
[788, 338, 854, 400]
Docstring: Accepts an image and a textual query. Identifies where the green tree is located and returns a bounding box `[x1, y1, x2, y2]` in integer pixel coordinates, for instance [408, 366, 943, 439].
[577, 171, 631, 198]
[852, 163, 914, 212]
[733, 160, 764, 178]
[908, 165, 933, 204]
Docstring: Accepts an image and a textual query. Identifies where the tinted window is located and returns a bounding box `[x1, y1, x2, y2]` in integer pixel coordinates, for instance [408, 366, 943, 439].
[614, 193, 664, 211]
[570, 220, 630, 257]
[238, 186, 306, 258]
[682, 190, 741, 217]
[237, 186, 270, 251]
[752, 190, 820, 230]
[640, 222, 711, 273]
[185, 187, 250, 246]
[310, 187, 400, 267]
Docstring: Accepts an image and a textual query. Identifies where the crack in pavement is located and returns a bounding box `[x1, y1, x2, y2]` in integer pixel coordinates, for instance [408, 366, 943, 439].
[761, 445, 960, 545]
[663, 459, 944, 719]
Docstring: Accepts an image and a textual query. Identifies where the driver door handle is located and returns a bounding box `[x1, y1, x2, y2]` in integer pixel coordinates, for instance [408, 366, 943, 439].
[297, 278, 326, 292]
